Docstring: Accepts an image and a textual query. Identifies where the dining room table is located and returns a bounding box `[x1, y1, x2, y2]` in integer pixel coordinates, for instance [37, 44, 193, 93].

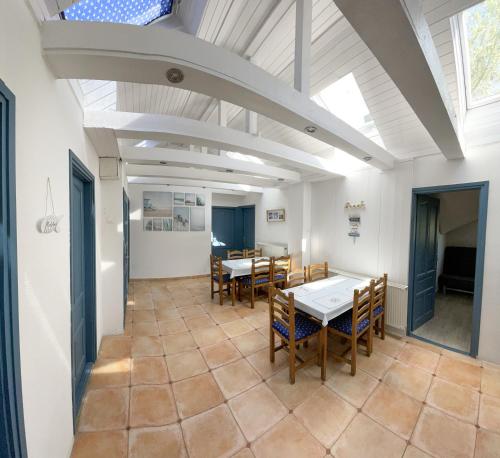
[221, 257, 268, 279]
[284, 274, 371, 380]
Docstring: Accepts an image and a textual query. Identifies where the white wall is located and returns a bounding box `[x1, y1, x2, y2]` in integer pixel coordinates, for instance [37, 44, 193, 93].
[310, 144, 500, 363]
[447, 221, 478, 247]
[129, 184, 212, 279]
[0, 0, 123, 456]
[211, 193, 247, 207]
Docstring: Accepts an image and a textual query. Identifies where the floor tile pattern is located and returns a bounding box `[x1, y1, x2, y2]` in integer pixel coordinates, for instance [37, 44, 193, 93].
[71, 278, 500, 458]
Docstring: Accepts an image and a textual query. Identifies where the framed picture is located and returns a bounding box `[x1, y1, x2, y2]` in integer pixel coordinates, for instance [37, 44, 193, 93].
[174, 192, 185, 205]
[162, 218, 173, 232]
[143, 218, 154, 231]
[143, 191, 172, 218]
[190, 207, 205, 231]
[185, 193, 196, 206]
[266, 208, 285, 222]
[173, 207, 190, 231]
[196, 194, 205, 206]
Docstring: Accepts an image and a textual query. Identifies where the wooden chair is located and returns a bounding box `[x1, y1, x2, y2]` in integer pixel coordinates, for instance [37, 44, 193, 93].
[227, 250, 244, 260]
[210, 255, 235, 306]
[287, 268, 307, 288]
[272, 255, 291, 289]
[269, 287, 325, 384]
[244, 248, 262, 258]
[327, 282, 373, 375]
[307, 262, 328, 282]
[239, 258, 272, 308]
[372, 274, 388, 340]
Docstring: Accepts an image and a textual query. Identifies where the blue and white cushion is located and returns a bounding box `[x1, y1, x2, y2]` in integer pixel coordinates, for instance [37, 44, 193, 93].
[272, 314, 321, 341]
[213, 273, 230, 283]
[328, 311, 369, 335]
[274, 274, 286, 281]
[241, 276, 270, 286]
[373, 305, 384, 317]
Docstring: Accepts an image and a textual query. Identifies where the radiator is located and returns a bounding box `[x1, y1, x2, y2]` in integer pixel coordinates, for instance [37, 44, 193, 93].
[256, 241, 288, 258]
[386, 282, 408, 333]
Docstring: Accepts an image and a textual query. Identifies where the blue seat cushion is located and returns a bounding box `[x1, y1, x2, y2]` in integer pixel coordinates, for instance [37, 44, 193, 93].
[373, 305, 384, 317]
[241, 276, 270, 286]
[272, 314, 322, 341]
[213, 273, 230, 283]
[274, 274, 286, 281]
[328, 310, 370, 335]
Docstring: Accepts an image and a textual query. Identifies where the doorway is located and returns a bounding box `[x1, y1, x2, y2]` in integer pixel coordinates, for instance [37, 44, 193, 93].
[408, 182, 488, 356]
[211, 205, 255, 258]
[69, 151, 97, 425]
[0, 81, 27, 457]
[123, 189, 130, 321]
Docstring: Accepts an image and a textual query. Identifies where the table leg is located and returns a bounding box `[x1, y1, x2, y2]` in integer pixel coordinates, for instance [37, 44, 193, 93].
[231, 278, 236, 306]
[321, 327, 327, 381]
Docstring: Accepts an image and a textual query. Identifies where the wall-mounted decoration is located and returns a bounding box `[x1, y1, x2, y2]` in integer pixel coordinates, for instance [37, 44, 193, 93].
[348, 215, 361, 241]
[143, 191, 173, 217]
[174, 192, 185, 205]
[196, 194, 205, 206]
[173, 206, 190, 231]
[38, 178, 63, 234]
[190, 207, 205, 231]
[344, 200, 366, 210]
[266, 208, 286, 222]
[185, 193, 196, 206]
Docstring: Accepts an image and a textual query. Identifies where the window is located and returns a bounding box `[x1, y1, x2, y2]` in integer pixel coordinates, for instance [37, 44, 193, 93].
[460, 0, 500, 107]
[63, 0, 173, 26]
[312, 73, 385, 148]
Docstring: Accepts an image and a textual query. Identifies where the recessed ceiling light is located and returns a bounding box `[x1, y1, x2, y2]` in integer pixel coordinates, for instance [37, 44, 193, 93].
[305, 126, 317, 133]
[166, 68, 184, 84]
[363, 156, 372, 162]
[159, 161, 167, 165]
[225, 169, 234, 173]
[278, 178, 284, 182]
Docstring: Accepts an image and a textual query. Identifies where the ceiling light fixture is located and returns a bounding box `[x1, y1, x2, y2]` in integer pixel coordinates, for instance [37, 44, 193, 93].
[278, 178, 285, 182]
[304, 126, 317, 133]
[159, 161, 167, 165]
[225, 169, 234, 173]
[166, 68, 184, 84]
[363, 156, 372, 162]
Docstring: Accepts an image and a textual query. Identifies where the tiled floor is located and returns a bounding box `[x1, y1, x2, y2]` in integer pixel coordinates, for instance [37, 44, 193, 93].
[71, 278, 500, 458]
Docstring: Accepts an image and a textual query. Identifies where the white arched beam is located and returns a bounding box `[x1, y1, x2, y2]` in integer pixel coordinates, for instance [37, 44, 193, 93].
[122, 147, 301, 182]
[84, 111, 345, 177]
[127, 176, 263, 194]
[42, 21, 395, 170]
[335, 0, 464, 159]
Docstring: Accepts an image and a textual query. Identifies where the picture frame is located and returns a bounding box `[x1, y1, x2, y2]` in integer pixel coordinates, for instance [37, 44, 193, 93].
[266, 208, 285, 222]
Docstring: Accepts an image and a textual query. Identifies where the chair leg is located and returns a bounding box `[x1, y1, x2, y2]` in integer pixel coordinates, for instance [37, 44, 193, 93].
[351, 336, 357, 376]
[210, 281, 214, 299]
[219, 283, 223, 306]
[250, 286, 255, 308]
[269, 329, 275, 363]
[289, 341, 296, 384]
[381, 313, 386, 340]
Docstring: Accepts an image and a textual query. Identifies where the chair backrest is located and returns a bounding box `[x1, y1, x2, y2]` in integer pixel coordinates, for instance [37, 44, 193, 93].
[307, 262, 328, 282]
[252, 258, 271, 284]
[270, 287, 296, 343]
[373, 273, 388, 311]
[245, 248, 263, 258]
[210, 254, 223, 281]
[227, 250, 244, 260]
[272, 255, 291, 281]
[287, 268, 306, 288]
[352, 284, 373, 336]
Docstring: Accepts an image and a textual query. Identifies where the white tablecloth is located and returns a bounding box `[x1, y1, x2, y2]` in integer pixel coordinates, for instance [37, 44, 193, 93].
[284, 275, 370, 326]
[222, 257, 268, 279]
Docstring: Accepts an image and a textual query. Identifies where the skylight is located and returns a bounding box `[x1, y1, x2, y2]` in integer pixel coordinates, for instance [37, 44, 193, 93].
[63, 0, 173, 26]
[312, 73, 385, 148]
[460, 0, 500, 107]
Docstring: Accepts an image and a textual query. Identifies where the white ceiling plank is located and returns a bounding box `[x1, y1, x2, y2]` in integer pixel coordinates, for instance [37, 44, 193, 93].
[122, 146, 301, 182]
[294, 0, 312, 95]
[335, 0, 464, 159]
[85, 127, 120, 158]
[84, 110, 345, 176]
[127, 176, 264, 193]
[42, 21, 395, 169]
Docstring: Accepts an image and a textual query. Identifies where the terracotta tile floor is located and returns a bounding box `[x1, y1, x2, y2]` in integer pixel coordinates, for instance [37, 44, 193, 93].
[72, 278, 500, 458]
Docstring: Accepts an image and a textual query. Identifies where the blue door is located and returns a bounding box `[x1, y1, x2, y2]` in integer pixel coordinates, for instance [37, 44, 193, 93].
[242, 206, 255, 250]
[69, 152, 96, 424]
[212, 207, 236, 258]
[123, 190, 130, 319]
[411, 195, 439, 329]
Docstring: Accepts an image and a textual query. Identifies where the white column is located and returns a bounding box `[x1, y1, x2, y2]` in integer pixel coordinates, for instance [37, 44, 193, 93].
[294, 0, 312, 96]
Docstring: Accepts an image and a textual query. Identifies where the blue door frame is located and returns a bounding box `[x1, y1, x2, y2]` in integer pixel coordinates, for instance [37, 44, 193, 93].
[407, 181, 489, 357]
[123, 189, 130, 322]
[69, 150, 97, 427]
[0, 81, 27, 458]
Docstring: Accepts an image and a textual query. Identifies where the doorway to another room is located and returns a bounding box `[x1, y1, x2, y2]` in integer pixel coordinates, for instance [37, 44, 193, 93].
[69, 151, 97, 426]
[211, 205, 255, 259]
[408, 183, 488, 356]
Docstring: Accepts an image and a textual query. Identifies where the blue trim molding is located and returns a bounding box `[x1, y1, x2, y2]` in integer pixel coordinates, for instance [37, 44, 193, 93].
[407, 181, 489, 357]
[0, 80, 27, 457]
[69, 150, 97, 428]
